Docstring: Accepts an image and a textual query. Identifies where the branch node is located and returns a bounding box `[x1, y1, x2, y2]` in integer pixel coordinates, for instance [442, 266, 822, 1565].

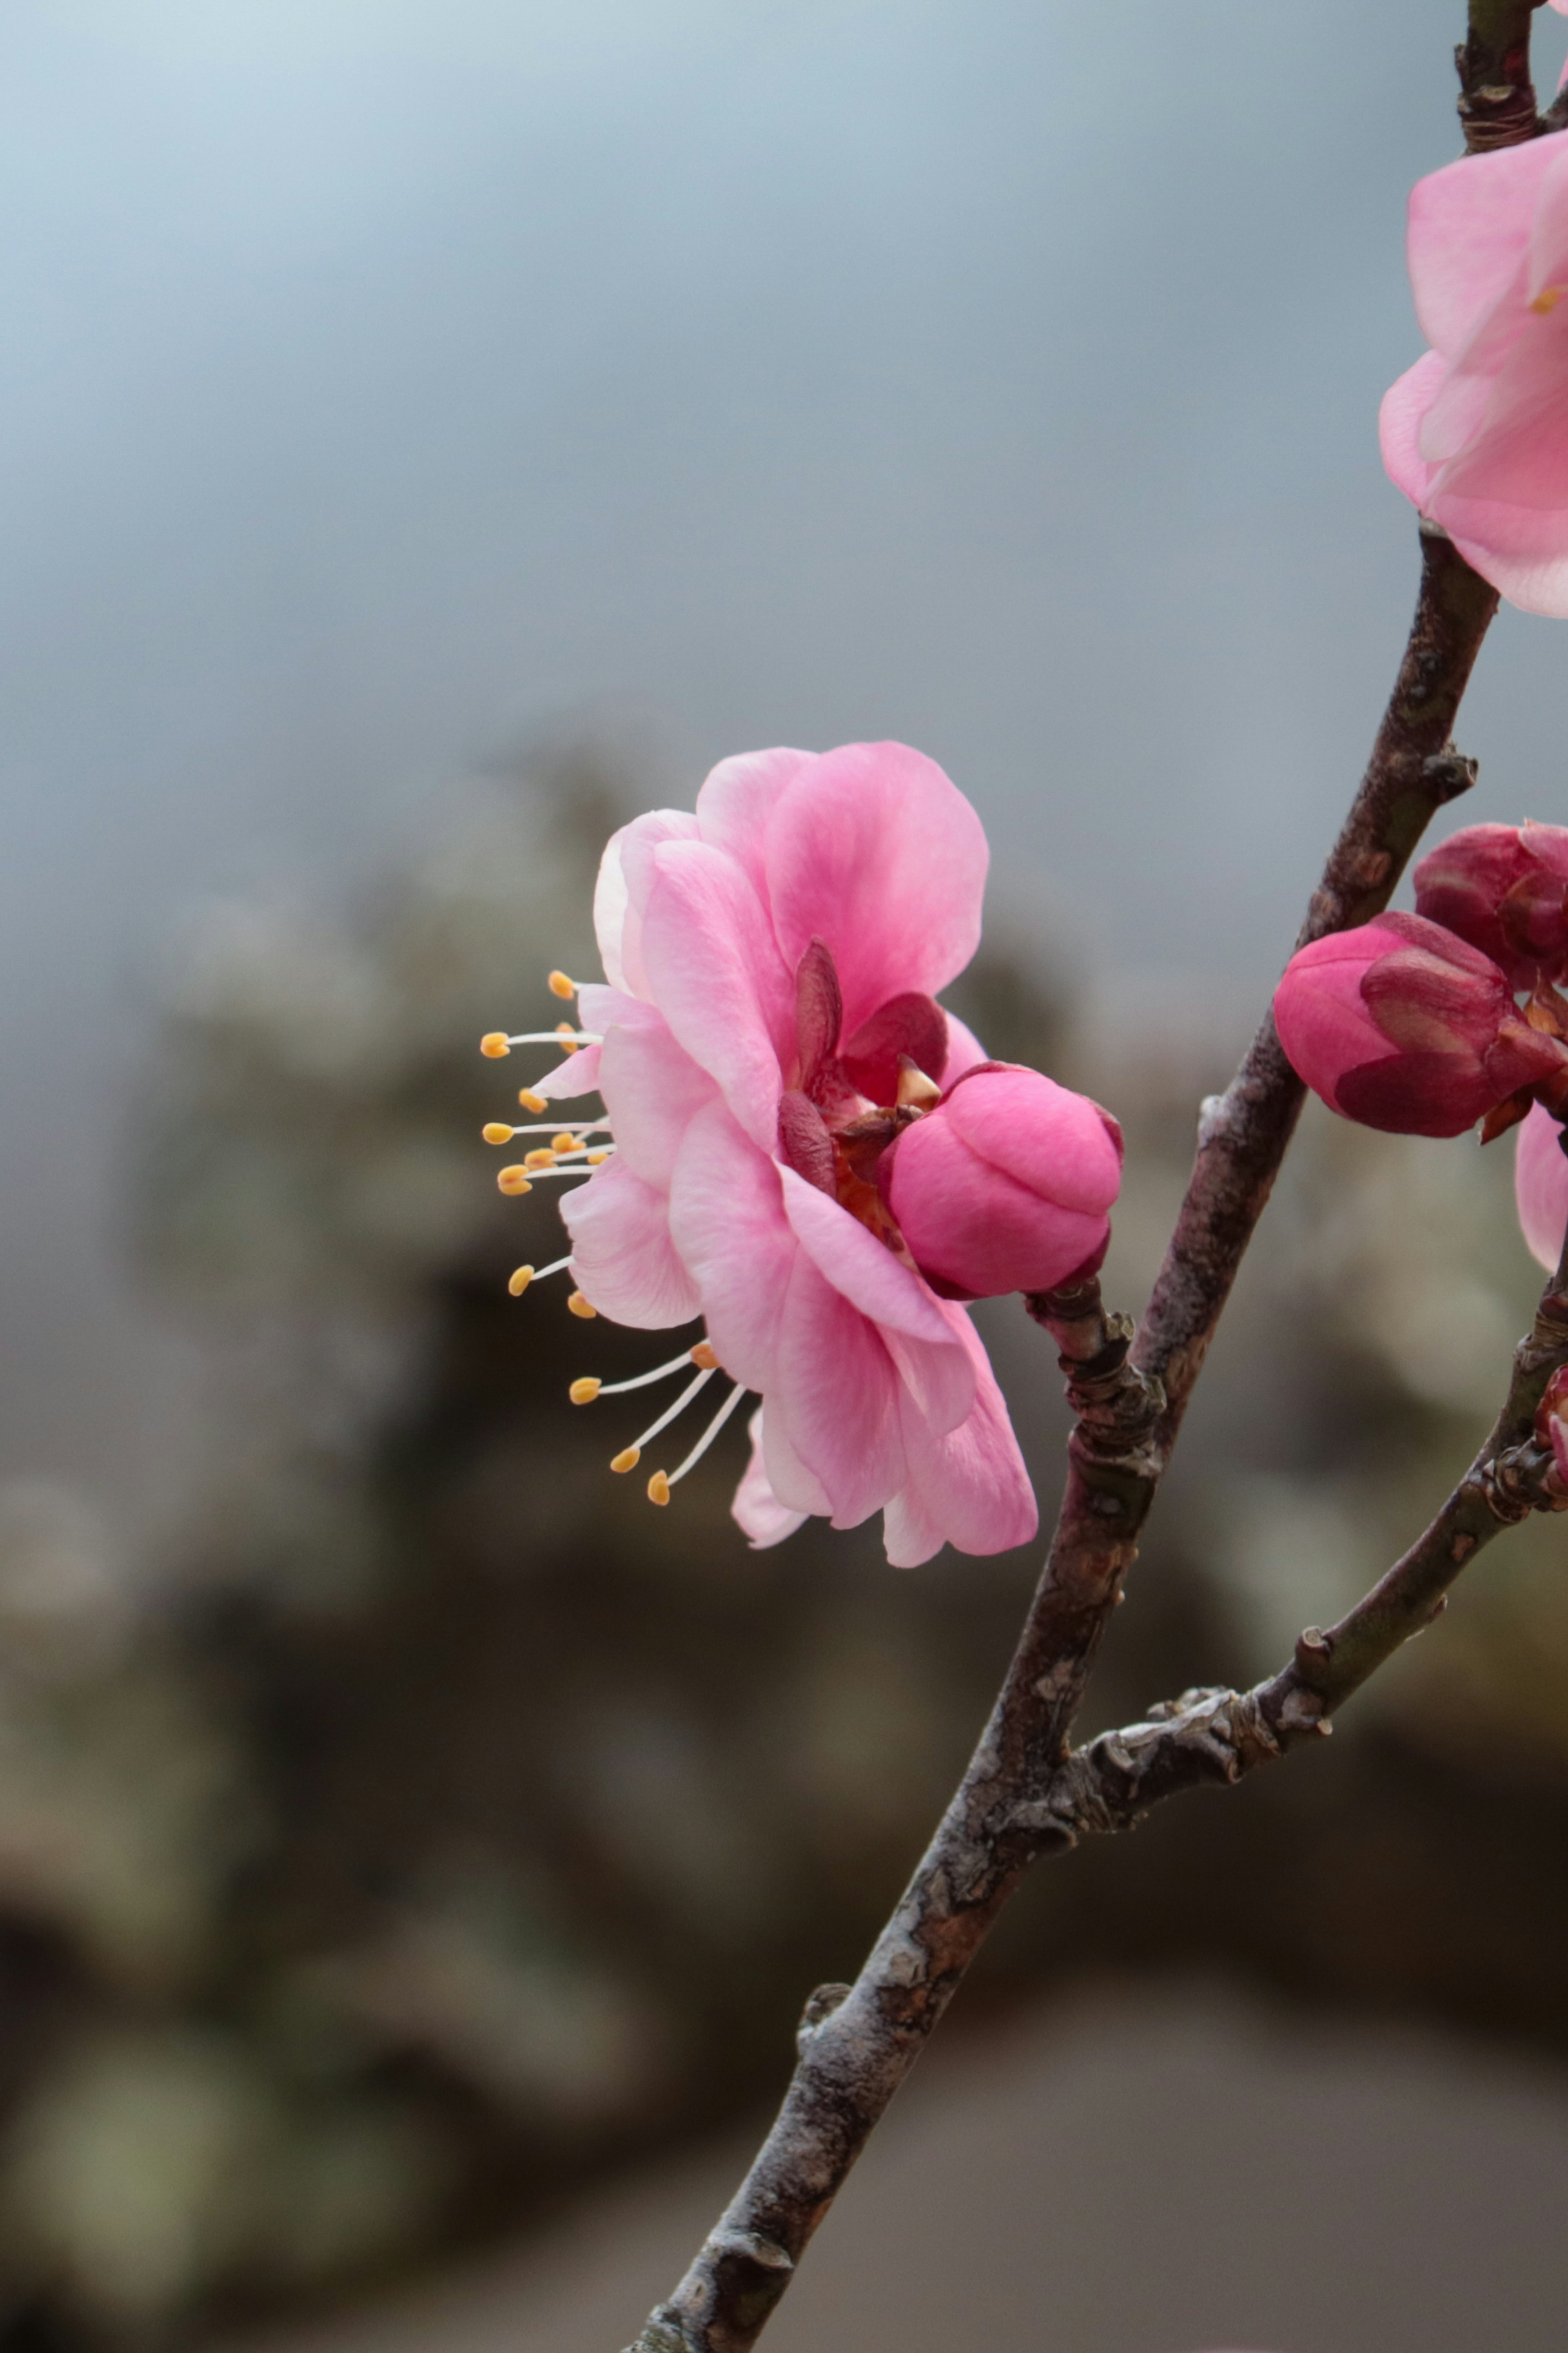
[795, 1983, 852, 2051]
[1421, 749, 1479, 804]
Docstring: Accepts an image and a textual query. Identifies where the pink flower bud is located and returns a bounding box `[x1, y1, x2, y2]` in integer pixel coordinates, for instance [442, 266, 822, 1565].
[1535, 1363, 1568, 1490]
[882, 1062, 1123, 1299]
[1414, 821, 1568, 989]
[1273, 911, 1568, 1138]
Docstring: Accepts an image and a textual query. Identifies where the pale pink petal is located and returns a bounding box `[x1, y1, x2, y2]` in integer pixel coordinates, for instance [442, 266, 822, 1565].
[1379, 350, 1447, 508]
[732, 1408, 811, 1549]
[892, 1309, 1038, 1559]
[1516, 1100, 1568, 1271]
[575, 982, 640, 1034]
[593, 810, 699, 997]
[760, 1401, 832, 1516]
[882, 1482, 947, 1570]
[1439, 299, 1568, 508]
[940, 1008, 990, 1084]
[639, 839, 794, 1150]
[763, 743, 990, 1037]
[1407, 138, 1562, 357]
[1527, 140, 1568, 297]
[560, 1158, 700, 1328]
[529, 1044, 604, 1102]
[595, 1000, 717, 1192]
[778, 1166, 961, 1347]
[693, 747, 814, 905]
[879, 1321, 979, 1441]
[771, 1251, 907, 1528]
[667, 1100, 797, 1394]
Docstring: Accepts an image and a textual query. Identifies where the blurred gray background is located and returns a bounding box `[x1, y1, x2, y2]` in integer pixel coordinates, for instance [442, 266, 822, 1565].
[5, 8, 1568, 2353]
[6, 0, 1567, 1517]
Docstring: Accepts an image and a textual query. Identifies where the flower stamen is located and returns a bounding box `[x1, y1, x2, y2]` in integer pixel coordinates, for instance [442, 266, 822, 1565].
[547, 970, 577, 999]
[646, 1381, 749, 1505]
[479, 1029, 603, 1053]
[507, 1255, 571, 1297]
[606, 1363, 717, 1473]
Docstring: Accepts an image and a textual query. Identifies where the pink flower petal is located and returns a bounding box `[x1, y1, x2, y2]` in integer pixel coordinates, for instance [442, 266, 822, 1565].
[763, 743, 989, 1038]
[1407, 138, 1561, 357]
[732, 1407, 811, 1549]
[940, 1008, 991, 1084]
[770, 1251, 907, 1528]
[595, 999, 717, 1193]
[1379, 350, 1447, 507]
[890, 1307, 1037, 1560]
[759, 1399, 833, 1516]
[1516, 1099, 1568, 1272]
[561, 1157, 701, 1327]
[639, 839, 795, 1150]
[593, 809, 700, 998]
[667, 1100, 798, 1394]
[882, 1481, 947, 1569]
[529, 1043, 604, 1102]
[694, 747, 814, 905]
[778, 1166, 960, 1347]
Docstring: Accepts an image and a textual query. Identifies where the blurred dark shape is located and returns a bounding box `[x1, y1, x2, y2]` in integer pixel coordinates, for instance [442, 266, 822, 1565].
[0, 747, 1562, 2344]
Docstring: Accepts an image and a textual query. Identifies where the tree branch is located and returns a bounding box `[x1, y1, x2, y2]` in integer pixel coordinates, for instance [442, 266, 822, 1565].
[1458, 0, 1547, 154]
[621, 7, 1537, 2337]
[621, 524, 1500, 2353]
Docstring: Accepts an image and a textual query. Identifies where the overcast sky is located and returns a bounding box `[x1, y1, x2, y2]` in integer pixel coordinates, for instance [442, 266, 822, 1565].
[4, 0, 1567, 1517]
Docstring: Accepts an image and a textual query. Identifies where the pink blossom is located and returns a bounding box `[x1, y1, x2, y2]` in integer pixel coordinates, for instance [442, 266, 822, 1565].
[1272, 910, 1567, 1137]
[882, 1062, 1123, 1298]
[1380, 130, 1568, 615]
[511, 742, 1116, 1566]
[1516, 1098, 1568, 1270]
[1414, 819, 1568, 988]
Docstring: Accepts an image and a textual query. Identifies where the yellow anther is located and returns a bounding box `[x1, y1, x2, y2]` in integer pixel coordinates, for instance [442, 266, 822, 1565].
[556, 1021, 579, 1055]
[550, 1133, 578, 1153]
[548, 970, 577, 1000]
[895, 1059, 943, 1108]
[1532, 286, 1564, 315]
[569, 1377, 602, 1405]
[690, 1342, 719, 1370]
[507, 1265, 534, 1296]
[523, 1148, 556, 1171]
[481, 1032, 511, 1058]
[482, 1123, 513, 1146]
[567, 1291, 597, 1319]
[518, 1089, 547, 1114]
[647, 1470, 671, 1506]
[497, 1166, 532, 1196]
[610, 1445, 641, 1474]
[586, 1149, 610, 1164]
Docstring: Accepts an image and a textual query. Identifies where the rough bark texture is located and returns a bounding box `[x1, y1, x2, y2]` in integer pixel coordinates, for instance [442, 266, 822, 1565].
[1457, 0, 1545, 152]
[622, 14, 1536, 2346]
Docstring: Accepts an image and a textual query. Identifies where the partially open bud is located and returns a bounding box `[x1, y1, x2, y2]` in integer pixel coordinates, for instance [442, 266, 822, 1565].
[881, 1062, 1123, 1299]
[1414, 822, 1568, 990]
[1274, 912, 1568, 1138]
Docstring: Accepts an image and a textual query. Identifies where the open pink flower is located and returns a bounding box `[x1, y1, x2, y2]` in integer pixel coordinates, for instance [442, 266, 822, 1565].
[487, 743, 1121, 1566]
[1381, 129, 1568, 614]
[1274, 911, 1567, 1137]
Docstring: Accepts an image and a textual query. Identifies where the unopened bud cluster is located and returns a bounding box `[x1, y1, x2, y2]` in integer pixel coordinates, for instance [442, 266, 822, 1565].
[1274, 826, 1568, 1142]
